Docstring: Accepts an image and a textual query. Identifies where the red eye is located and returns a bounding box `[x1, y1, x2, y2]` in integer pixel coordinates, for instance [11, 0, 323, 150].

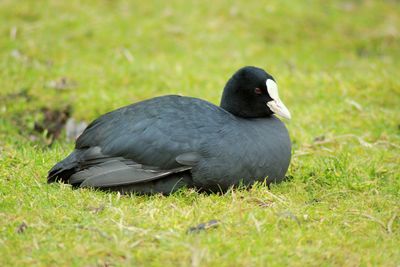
[254, 88, 262, 95]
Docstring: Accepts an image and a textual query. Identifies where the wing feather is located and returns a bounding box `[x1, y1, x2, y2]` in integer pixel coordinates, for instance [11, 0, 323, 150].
[71, 159, 191, 187]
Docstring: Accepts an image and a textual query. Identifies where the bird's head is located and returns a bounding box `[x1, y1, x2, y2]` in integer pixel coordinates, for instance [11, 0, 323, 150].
[220, 66, 291, 119]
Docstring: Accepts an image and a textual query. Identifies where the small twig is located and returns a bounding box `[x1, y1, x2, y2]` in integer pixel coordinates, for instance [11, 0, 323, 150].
[311, 134, 399, 149]
[350, 211, 387, 232]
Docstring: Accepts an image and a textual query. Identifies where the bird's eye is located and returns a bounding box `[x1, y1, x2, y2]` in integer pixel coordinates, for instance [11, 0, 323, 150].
[254, 88, 262, 95]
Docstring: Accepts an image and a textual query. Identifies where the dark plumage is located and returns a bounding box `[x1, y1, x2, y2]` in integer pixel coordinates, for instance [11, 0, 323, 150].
[48, 66, 292, 194]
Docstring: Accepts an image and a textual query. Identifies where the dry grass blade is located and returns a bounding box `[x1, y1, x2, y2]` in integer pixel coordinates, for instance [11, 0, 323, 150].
[387, 212, 398, 234]
[350, 211, 388, 231]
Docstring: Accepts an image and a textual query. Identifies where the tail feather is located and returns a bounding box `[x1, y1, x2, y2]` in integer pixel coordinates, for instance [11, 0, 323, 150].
[47, 151, 78, 183]
[47, 147, 194, 194]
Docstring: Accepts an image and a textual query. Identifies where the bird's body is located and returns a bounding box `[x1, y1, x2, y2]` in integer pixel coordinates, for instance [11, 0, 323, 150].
[48, 66, 292, 194]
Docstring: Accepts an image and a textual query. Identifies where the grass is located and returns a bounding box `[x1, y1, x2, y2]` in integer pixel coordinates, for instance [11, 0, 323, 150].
[0, 0, 399, 266]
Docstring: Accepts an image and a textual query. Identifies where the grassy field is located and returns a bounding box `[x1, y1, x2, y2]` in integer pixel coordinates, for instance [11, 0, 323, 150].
[1, 0, 399, 266]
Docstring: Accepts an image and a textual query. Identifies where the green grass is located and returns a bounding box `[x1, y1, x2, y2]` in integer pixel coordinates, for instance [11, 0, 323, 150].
[1, 0, 399, 266]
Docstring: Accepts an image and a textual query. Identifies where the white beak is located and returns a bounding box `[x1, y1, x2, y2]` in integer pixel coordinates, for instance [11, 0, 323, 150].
[267, 99, 291, 120]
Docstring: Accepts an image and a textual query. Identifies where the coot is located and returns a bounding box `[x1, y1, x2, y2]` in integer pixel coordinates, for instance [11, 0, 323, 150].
[48, 66, 291, 194]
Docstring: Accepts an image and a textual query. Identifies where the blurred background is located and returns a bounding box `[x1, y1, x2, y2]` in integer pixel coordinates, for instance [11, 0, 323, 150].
[1, 0, 399, 147]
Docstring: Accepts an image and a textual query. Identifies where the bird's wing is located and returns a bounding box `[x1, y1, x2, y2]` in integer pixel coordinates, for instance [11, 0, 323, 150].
[70, 158, 191, 188]
[65, 96, 228, 187]
[75, 96, 225, 170]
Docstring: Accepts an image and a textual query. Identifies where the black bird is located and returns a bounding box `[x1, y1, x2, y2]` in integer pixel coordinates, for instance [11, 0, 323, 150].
[48, 66, 292, 194]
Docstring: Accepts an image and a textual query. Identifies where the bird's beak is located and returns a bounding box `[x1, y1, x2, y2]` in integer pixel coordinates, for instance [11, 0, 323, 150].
[267, 99, 291, 120]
